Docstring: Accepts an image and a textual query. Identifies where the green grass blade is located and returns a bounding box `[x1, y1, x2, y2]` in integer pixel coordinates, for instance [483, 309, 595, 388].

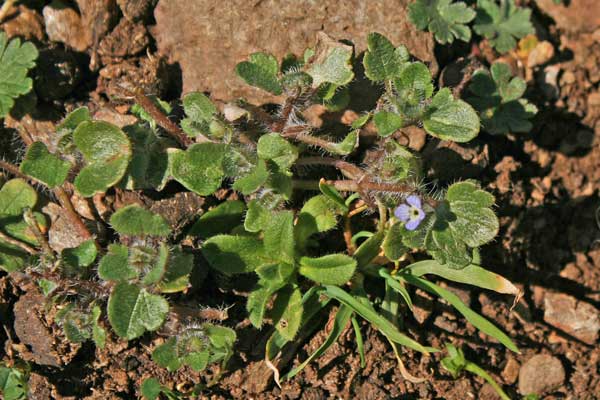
[403, 260, 519, 295]
[400, 274, 519, 353]
[351, 316, 366, 368]
[284, 304, 353, 380]
[322, 285, 434, 354]
[379, 269, 413, 310]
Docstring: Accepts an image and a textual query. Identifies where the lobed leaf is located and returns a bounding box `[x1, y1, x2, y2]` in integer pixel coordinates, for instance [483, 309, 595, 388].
[0, 32, 38, 118]
[473, 0, 534, 53]
[423, 88, 480, 142]
[363, 32, 409, 82]
[306, 32, 354, 87]
[408, 0, 475, 44]
[170, 143, 227, 195]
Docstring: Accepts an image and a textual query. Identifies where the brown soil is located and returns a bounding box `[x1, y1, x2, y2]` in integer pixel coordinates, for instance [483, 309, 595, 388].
[1, 1, 600, 399]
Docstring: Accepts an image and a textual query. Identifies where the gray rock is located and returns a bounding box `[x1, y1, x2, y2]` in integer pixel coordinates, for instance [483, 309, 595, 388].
[518, 354, 565, 395]
[152, 0, 435, 103]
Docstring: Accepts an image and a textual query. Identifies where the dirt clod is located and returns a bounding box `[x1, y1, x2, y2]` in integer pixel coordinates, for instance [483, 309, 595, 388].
[543, 292, 600, 345]
[518, 354, 565, 396]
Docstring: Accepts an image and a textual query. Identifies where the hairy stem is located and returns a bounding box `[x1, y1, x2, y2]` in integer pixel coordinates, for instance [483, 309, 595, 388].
[0, 230, 37, 255]
[53, 187, 95, 242]
[24, 208, 55, 259]
[130, 90, 208, 146]
[295, 157, 363, 179]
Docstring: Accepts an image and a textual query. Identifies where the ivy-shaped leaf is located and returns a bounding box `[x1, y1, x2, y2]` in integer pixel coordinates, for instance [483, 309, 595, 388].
[466, 62, 537, 135]
[445, 181, 499, 247]
[363, 32, 409, 82]
[383, 222, 409, 261]
[295, 194, 345, 249]
[236, 52, 283, 95]
[110, 205, 171, 237]
[170, 143, 227, 195]
[423, 88, 480, 142]
[180, 92, 219, 138]
[374, 111, 404, 137]
[62, 239, 97, 270]
[108, 283, 169, 340]
[257, 133, 298, 171]
[157, 247, 194, 293]
[306, 32, 354, 87]
[0, 32, 38, 118]
[73, 121, 132, 197]
[299, 254, 357, 286]
[20, 142, 71, 188]
[408, 0, 476, 44]
[473, 0, 534, 53]
[98, 244, 138, 282]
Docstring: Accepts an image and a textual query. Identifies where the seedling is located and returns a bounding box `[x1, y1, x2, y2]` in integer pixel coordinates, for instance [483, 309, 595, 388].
[0, 31, 520, 391]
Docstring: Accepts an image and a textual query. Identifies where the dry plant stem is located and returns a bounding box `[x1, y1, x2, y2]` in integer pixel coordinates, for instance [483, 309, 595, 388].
[0, 159, 96, 243]
[0, 230, 36, 255]
[26, 269, 111, 298]
[24, 208, 55, 258]
[53, 187, 95, 242]
[343, 216, 356, 255]
[130, 90, 208, 146]
[296, 156, 363, 179]
[0, 0, 16, 23]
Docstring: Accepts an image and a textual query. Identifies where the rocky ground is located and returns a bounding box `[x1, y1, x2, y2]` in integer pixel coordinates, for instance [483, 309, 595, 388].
[1, 0, 600, 398]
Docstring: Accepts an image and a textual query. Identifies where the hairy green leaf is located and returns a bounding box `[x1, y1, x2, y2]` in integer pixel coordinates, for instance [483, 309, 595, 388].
[0, 179, 36, 216]
[20, 142, 71, 188]
[374, 111, 404, 137]
[98, 244, 138, 282]
[62, 239, 97, 269]
[257, 133, 298, 171]
[306, 33, 354, 87]
[202, 234, 269, 275]
[236, 52, 283, 95]
[108, 283, 169, 340]
[383, 222, 409, 261]
[110, 205, 171, 237]
[363, 32, 409, 82]
[299, 254, 357, 285]
[188, 200, 245, 239]
[170, 142, 227, 195]
[264, 211, 295, 265]
[73, 121, 132, 197]
[271, 285, 303, 340]
[295, 194, 345, 249]
[423, 88, 480, 142]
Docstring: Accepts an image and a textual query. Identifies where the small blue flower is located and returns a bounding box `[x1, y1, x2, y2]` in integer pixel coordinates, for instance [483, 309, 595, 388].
[394, 195, 425, 231]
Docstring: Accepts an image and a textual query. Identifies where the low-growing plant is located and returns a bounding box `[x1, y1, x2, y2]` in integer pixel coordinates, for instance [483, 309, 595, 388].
[0, 30, 520, 396]
[0, 364, 29, 400]
[409, 0, 534, 54]
[466, 61, 538, 135]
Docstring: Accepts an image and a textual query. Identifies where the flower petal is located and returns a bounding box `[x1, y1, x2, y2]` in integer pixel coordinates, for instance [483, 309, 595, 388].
[394, 204, 410, 221]
[405, 218, 420, 231]
[406, 195, 422, 209]
[415, 208, 426, 223]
